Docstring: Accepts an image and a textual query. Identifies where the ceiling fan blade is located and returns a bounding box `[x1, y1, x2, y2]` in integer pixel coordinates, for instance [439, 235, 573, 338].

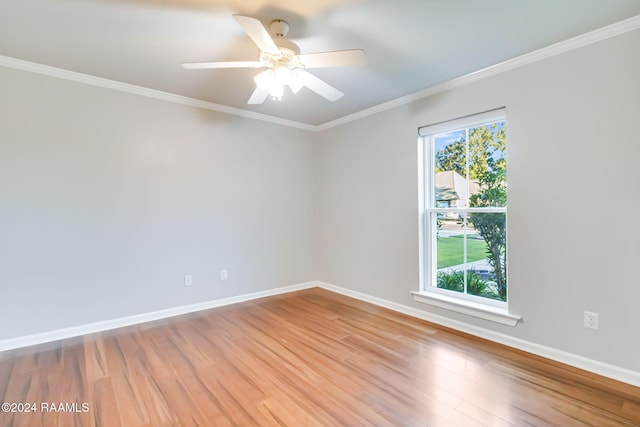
[298, 71, 343, 101]
[247, 86, 270, 104]
[233, 15, 279, 55]
[182, 61, 262, 70]
[297, 49, 367, 68]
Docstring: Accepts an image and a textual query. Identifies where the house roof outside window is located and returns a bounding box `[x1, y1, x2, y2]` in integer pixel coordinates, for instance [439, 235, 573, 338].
[435, 171, 480, 204]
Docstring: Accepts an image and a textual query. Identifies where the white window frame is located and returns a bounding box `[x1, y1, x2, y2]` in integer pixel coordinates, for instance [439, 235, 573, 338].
[414, 108, 521, 326]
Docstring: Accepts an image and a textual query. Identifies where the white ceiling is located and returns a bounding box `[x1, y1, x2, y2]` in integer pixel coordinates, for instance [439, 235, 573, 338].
[2, 0, 640, 126]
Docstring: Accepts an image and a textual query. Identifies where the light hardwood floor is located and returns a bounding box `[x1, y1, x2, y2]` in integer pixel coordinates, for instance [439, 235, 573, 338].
[1, 288, 639, 426]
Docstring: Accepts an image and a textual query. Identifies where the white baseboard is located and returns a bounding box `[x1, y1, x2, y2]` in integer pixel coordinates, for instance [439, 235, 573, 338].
[315, 281, 640, 388]
[2, 280, 638, 388]
[0, 281, 317, 352]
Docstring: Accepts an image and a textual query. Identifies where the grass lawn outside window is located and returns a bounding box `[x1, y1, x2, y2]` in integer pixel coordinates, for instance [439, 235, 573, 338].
[436, 234, 487, 268]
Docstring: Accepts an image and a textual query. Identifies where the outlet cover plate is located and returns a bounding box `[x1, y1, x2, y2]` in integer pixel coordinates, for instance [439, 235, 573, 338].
[584, 311, 599, 330]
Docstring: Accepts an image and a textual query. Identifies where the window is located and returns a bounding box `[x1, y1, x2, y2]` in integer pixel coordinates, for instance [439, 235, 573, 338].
[416, 109, 517, 325]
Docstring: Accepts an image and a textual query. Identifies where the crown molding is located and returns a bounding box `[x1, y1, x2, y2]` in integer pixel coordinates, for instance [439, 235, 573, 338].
[0, 55, 316, 132]
[314, 14, 640, 131]
[1, 14, 639, 133]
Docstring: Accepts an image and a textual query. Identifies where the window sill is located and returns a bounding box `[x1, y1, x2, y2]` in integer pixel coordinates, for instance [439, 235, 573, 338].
[411, 291, 521, 327]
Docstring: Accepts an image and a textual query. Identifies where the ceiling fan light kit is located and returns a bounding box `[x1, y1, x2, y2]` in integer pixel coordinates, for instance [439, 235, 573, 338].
[182, 15, 367, 105]
[254, 66, 303, 100]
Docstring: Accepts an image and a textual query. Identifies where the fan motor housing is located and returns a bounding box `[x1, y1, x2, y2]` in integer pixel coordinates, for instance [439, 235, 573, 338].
[275, 39, 299, 55]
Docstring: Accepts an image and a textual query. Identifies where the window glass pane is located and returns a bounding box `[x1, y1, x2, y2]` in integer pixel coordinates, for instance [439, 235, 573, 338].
[436, 212, 465, 293]
[468, 122, 507, 208]
[436, 211, 465, 269]
[434, 130, 468, 208]
[466, 212, 507, 301]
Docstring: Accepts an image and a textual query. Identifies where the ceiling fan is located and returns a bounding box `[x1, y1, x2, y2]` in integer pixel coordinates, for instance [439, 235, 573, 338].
[182, 15, 367, 104]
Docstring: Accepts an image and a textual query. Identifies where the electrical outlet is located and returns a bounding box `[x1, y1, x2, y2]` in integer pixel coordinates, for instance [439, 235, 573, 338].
[584, 311, 599, 330]
[220, 269, 228, 281]
[185, 274, 192, 287]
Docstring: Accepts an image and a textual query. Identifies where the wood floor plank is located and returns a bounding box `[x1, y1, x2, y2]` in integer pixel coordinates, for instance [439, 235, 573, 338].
[1, 287, 639, 427]
[89, 376, 122, 427]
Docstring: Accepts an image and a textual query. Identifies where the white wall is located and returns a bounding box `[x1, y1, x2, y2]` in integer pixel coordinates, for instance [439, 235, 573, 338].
[0, 66, 318, 340]
[317, 29, 640, 372]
